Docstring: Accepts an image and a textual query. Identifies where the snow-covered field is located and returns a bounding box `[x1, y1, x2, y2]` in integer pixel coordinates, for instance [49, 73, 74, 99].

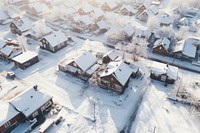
[1, 0, 200, 133]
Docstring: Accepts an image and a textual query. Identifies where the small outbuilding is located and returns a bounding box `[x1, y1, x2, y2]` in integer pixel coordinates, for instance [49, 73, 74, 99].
[150, 61, 178, 84]
[12, 51, 39, 69]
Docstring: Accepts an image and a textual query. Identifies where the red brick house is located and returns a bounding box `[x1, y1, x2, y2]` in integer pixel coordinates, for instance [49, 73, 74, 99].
[152, 37, 171, 56]
[10, 18, 32, 36]
[0, 102, 23, 133]
[10, 86, 53, 122]
[98, 60, 133, 94]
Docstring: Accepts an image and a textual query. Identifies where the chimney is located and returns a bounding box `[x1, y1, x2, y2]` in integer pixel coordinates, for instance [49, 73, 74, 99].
[33, 85, 38, 91]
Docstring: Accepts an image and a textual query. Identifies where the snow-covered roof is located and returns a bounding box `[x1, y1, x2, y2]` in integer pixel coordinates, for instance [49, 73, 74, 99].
[149, 5, 159, 15]
[0, 45, 13, 56]
[93, 8, 105, 18]
[100, 60, 132, 86]
[0, 102, 20, 126]
[12, 18, 32, 32]
[153, 37, 170, 50]
[28, 2, 48, 14]
[0, 39, 5, 49]
[183, 41, 197, 58]
[74, 51, 97, 72]
[0, 10, 9, 21]
[60, 6, 76, 16]
[174, 40, 197, 58]
[97, 20, 109, 29]
[86, 64, 100, 75]
[103, 0, 118, 9]
[79, 4, 94, 14]
[120, 5, 138, 14]
[42, 31, 68, 47]
[130, 63, 139, 73]
[8, 0, 22, 4]
[104, 50, 120, 61]
[80, 15, 94, 26]
[123, 24, 135, 37]
[150, 61, 178, 80]
[10, 87, 52, 117]
[12, 51, 38, 64]
[158, 14, 173, 25]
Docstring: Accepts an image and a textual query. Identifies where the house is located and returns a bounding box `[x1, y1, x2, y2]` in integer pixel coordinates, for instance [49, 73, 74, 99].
[101, 0, 118, 11]
[92, 8, 105, 21]
[60, 6, 76, 19]
[152, 37, 171, 55]
[0, 102, 23, 133]
[150, 61, 178, 84]
[94, 20, 109, 34]
[158, 13, 173, 26]
[40, 31, 68, 53]
[120, 5, 137, 16]
[98, 60, 132, 93]
[0, 45, 22, 61]
[10, 18, 32, 36]
[123, 24, 135, 40]
[0, 9, 9, 24]
[178, 17, 198, 32]
[78, 4, 94, 15]
[103, 50, 121, 63]
[136, 5, 158, 21]
[173, 40, 197, 61]
[25, 20, 53, 40]
[71, 15, 94, 31]
[27, 2, 49, 16]
[12, 51, 39, 69]
[10, 86, 53, 121]
[58, 51, 97, 80]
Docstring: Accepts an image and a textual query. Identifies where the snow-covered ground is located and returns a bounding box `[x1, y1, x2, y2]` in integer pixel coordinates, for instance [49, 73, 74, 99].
[1, 0, 200, 133]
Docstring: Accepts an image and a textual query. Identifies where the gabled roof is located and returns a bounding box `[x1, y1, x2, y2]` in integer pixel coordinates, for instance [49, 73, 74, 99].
[10, 86, 52, 117]
[150, 61, 178, 80]
[79, 4, 94, 14]
[93, 8, 105, 18]
[123, 24, 135, 36]
[74, 51, 97, 72]
[158, 13, 173, 25]
[120, 5, 137, 14]
[100, 60, 132, 86]
[0, 45, 13, 56]
[12, 51, 38, 64]
[28, 2, 48, 14]
[79, 15, 94, 26]
[12, 18, 32, 32]
[0, 9, 9, 21]
[97, 20, 109, 29]
[103, 0, 118, 9]
[42, 31, 68, 47]
[174, 40, 197, 58]
[0, 102, 20, 126]
[104, 50, 120, 61]
[153, 37, 170, 50]
[0, 39, 5, 49]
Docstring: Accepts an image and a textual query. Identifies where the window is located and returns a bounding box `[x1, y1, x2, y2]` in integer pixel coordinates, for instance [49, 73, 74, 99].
[4, 121, 11, 128]
[32, 111, 39, 118]
[45, 101, 52, 108]
[115, 84, 122, 91]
